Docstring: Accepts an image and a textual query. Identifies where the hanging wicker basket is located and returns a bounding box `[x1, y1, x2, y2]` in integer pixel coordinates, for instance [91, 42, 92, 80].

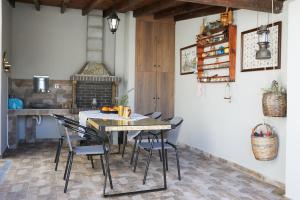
[251, 123, 278, 161]
[262, 92, 287, 117]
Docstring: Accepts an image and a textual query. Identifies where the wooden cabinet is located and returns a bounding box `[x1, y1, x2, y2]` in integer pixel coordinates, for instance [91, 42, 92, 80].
[135, 17, 174, 119]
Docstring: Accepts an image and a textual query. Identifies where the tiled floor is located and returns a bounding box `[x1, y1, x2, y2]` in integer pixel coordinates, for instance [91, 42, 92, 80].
[0, 142, 285, 200]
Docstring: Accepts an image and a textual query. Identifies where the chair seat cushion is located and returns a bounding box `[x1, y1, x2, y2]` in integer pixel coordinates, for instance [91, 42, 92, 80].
[74, 145, 105, 155]
[138, 142, 173, 150]
[68, 135, 86, 141]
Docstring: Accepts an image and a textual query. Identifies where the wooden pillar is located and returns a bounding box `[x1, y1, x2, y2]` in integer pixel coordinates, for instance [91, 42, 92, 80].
[112, 82, 118, 105]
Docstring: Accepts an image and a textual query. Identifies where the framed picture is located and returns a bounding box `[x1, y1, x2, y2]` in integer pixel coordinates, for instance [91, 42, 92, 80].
[180, 44, 197, 75]
[241, 21, 282, 72]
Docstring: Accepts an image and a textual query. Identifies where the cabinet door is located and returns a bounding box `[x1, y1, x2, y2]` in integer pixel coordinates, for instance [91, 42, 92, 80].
[135, 72, 157, 115]
[156, 72, 174, 119]
[136, 19, 157, 72]
[156, 22, 175, 73]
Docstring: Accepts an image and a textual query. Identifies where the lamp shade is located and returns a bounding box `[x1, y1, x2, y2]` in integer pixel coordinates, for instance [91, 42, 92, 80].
[107, 10, 120, 34]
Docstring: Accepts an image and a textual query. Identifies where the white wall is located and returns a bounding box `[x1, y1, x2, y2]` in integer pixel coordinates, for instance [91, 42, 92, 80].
[175, 9, 287, 183]
[285, 0, 300, 199]
[11, 3, 87, 80]
[1, 0, 12, 154]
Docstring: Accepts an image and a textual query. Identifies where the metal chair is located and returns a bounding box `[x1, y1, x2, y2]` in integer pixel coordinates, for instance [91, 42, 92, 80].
[60, 119, 113, 193]
[124, 112, 162, 164]
[53, 114, 87, 171]
[133, 116, 183, 184]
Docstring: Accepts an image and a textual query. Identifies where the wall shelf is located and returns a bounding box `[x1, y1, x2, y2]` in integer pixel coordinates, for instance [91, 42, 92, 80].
[197, 25, 237, 83]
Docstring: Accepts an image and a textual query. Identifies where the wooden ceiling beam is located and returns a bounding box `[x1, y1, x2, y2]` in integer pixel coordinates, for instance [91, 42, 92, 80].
[133, 0, 185, 17]
[177, 0, 284, 13]
[154, 3, 211, 19]
[174, 6, 226, 21]
[60, 0, 70, 14]
[82, 0, 107, 16]
[33, 0, 40, 11]
[7, 0, 15, 8]
[103, 0, 144, 17]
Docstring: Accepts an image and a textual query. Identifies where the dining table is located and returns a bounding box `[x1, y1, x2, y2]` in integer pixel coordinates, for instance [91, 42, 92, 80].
[80, 111, 172, 197]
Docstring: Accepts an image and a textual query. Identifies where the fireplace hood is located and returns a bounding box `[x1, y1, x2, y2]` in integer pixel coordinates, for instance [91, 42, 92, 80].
[70, 10, 120, 83]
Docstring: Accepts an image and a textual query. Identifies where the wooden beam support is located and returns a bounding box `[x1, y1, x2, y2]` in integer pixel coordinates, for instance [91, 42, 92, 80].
[61, 0, 70, 14]
[133, 0, 185, 17]
[177, 0, 284, 13]
[33, 0, 40, 11]
[174, 6, 226, 21]
[82, 0, 106, 16]
[154, 3, 211, 19]
[7, 0, 15, 8]
[103, 0, 144, 17]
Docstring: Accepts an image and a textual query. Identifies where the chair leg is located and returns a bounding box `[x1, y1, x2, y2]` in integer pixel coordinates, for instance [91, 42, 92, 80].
[130, 137, 138, 165]
[158, 150, 162, 161]
[55, 138, 63, 171]
[133, 146, 141, 172]
[63, 151, 71, 180]
[54, 138, 61, 163]
[64, 152, 74, 193]
[100, 155, 106, 176]
[122, 132, 127, 158]
[175, 148, 181, 181]
[104, 152, 113, 190]
[165, 149, 168, 171]
[90, 156, 95, 169]
[143, 141, 154, 185]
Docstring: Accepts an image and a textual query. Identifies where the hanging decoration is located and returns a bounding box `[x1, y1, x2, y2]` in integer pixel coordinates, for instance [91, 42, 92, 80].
[256, 25, 271, 59]
[224, 82, 231, 103]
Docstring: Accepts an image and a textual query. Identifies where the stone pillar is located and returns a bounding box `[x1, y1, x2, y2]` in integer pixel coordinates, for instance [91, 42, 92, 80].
[8, 116, 18, 149]
[25, 116, 36, 143]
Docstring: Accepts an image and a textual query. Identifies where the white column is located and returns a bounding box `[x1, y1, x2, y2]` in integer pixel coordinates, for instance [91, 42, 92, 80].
[286, 0, 300, 199]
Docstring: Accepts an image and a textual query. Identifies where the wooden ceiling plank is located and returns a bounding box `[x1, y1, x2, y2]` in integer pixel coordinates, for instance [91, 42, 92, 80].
[133, 0, 185, 17]
[7, 0, 15, 8]
[82, 0, 108, 16]
[103, 0, 144, 17]
[33, 0, 40, 11]
[61, 0, 71, 14]
[174, 6, 226, 21]
[177, 0, 283, 13]
[154, 3, 211, 19]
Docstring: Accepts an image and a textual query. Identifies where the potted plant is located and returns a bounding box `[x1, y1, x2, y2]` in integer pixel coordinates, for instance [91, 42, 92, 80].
[262, 80, 287, 117]
[116, 88, 134, 116]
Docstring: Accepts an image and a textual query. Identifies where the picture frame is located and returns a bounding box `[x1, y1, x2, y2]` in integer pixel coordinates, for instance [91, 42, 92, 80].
[241, 21, 282, 72]
[180, 44, 197, 75]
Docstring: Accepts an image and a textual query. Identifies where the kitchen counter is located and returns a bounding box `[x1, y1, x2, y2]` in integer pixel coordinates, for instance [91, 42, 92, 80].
[8, 109, 72, 116]
[8, 108, 77, 149]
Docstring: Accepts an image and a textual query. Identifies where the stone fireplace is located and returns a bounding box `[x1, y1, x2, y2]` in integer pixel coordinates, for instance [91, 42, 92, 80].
[70, 63, 120, 109]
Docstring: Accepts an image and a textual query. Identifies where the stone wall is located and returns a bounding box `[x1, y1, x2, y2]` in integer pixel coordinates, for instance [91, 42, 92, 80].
[76, 82, 112, 108]
[10, 79, 73, 109]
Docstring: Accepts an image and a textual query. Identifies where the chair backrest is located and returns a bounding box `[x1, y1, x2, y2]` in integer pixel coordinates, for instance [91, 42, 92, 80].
[52, 114, 66, 137]
[61, 122, 74, 152]
[150, 112, 162, 119]
[166, 117, 183, 145]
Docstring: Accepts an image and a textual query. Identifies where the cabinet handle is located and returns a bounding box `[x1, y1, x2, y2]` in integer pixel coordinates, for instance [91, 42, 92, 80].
[158, 65, 160, 67]
[157, 97, 160, 100]
[153, 97, 156, 99]
[154, 65, 157, 67]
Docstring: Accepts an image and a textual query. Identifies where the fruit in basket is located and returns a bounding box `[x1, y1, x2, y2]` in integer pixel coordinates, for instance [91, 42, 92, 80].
[101, 106, 110, 111]
[113, 106, 119, 111]
[109, 107, 116, 112]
